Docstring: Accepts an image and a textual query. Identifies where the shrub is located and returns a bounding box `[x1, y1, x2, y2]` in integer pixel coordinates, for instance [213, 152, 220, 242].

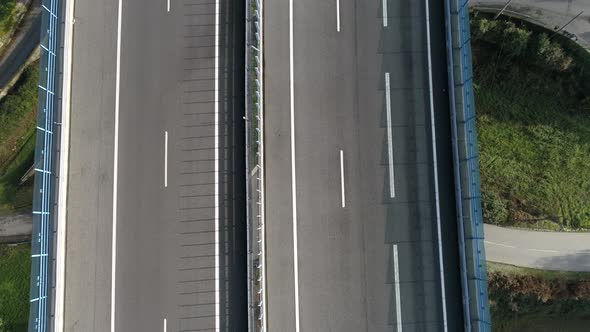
[488, 266, 590, 324]
[530, 33, 551, 63]
[500, 22, 532, 58]
[482, 190, 509, 225]
[0, 0, 16, 35]
[472, 16, 498, 41]
[530, 33, 573, 72]
[572, 208, 590, 229]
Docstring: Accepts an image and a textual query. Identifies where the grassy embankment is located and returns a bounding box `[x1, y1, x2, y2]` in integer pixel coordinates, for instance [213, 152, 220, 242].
[472, 12, 590, 231]
[0, 243, 31, 331]
[0, 63, 38, 214]
[0, 3, 39, 331]
[488, 262, 590, 332]
[0, 61, 38, 330]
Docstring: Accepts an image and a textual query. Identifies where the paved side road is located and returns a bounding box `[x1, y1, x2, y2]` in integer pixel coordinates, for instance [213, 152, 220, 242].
[0, 213, 32, 243]
[470, 0, 590, 47]
[484, 224, 590, 272]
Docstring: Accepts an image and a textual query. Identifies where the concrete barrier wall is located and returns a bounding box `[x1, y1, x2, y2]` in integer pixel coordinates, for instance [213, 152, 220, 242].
[444, 0, 492, 331]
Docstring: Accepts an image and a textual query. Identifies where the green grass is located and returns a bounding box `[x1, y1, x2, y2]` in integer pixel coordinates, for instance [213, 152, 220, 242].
[0, 243, 30, 332]
[473, 14, 590, 230]
[487, 262, 590, 331]
[0, 62, 38, 214]
[493, 317, 590, 332]
[0, 63, 38, 167]
[0, 131, 35, 214]
[0, 0, 17, 35]
[488, 261, 590, 281]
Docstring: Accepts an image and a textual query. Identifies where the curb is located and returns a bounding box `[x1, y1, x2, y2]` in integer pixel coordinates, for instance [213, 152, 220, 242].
[53, 0, 75, 329]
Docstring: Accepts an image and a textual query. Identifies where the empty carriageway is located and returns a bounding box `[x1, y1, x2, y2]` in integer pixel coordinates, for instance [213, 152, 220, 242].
[55, 0, 246, 331]
[263, 0, 466, 331]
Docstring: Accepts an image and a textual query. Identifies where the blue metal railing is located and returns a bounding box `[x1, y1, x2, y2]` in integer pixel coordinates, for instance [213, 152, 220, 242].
[443, 0, 491, 331]
[28, 0, 60, 331]
[443, 1, 472, 330]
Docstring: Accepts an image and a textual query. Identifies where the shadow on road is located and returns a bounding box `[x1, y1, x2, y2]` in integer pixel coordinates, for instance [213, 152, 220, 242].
[533, 252, 590, 272]
[217, 0, 247, 329]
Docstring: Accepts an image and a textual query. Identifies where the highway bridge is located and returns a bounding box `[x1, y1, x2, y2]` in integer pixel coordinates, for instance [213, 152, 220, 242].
[263, 0, 488, 331]
[29, 0, 246, 330]
[27, 0, 489, 331]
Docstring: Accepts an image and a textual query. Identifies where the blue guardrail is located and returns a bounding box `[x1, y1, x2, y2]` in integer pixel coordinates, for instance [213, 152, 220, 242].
[28, 0, 60, 331]
[444, 0, 492, 331]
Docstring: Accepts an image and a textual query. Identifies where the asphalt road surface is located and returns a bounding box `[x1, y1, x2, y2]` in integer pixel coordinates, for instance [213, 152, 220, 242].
[264, 0, 464, 331]
[485, 224, 590, 272]
[62, 0, 245, 331]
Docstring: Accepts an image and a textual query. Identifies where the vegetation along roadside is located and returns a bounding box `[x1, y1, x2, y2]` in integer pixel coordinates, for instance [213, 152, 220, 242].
[488, 262, 590, 332]
[0, 60, 38, 330]
[0, 62, 37, 215]
[472, 11, 590, 231]
[0, 243, 31, 331]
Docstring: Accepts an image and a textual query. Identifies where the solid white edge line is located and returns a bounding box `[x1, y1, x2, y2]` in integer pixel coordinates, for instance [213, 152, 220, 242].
[528, 248, 559, 253]
[167, 0, 170, 12]
[111, 0, 123, 330]
[424, 0, 448, 330]
[484, 240, 515, 249]
[259, 0, 268, 327]
[385, 72, 395, 198]
[163, 318, 167, 332]
[214, 0, 220, 330]
[340, 150, 345, 208]
[382, 0, 388, 27]
[289, 0, 301, 330]
[164, 131, 168, 187]
[485, 240, 559, 253]
[393, 244, 402, 331]
[55, 0, 76, 329]
[336, 0, 340, 32]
